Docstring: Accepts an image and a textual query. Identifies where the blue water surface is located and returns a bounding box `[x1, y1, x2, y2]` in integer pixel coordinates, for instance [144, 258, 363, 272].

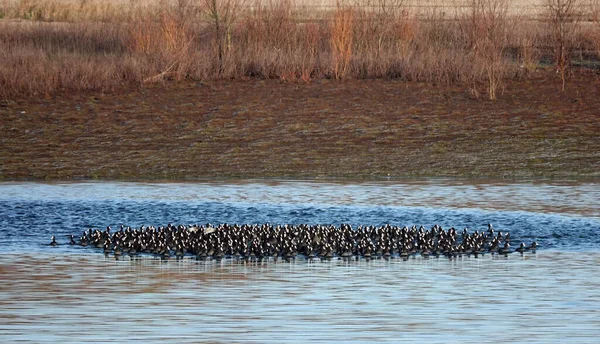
[0, 180, 599, 344]
[0, 180, 598, 252]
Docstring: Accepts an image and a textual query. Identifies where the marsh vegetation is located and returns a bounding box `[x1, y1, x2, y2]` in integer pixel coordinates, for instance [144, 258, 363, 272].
[1, 0, 599, 99]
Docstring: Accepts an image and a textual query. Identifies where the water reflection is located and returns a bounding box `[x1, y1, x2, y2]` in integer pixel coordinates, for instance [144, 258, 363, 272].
[1, 252, 600, 343]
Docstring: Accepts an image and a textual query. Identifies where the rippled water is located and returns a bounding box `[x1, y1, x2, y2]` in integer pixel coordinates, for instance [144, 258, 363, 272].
[1, 180, 599, 343]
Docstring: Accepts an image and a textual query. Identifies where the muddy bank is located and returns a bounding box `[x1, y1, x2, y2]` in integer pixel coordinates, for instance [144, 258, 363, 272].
[1, 72, 599, 180]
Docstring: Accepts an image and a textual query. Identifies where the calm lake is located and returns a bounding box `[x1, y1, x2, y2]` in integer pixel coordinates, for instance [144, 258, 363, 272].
[1, 180, 599, 343]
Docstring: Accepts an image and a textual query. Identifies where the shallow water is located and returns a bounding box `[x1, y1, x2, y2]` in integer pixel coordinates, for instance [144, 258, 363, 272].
[0, 180, 599, 343]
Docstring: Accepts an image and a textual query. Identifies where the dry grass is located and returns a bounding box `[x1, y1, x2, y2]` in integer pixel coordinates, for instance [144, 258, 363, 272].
[0, 0, 599, 98]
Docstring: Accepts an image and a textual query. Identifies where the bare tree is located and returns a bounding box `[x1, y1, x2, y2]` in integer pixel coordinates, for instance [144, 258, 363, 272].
[590, 0, 600, 59]
[465, 0, 511, 100]
[545, 0, 579, 91]
[202, 0, 248, 77]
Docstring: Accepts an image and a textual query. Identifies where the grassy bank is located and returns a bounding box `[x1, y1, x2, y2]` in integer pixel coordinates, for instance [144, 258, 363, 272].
[1, 0, 600, 99]
[1, 74, 599, 180]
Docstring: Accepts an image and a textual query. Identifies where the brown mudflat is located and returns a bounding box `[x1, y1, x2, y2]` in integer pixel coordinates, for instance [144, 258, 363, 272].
[1, 70, 599, 180]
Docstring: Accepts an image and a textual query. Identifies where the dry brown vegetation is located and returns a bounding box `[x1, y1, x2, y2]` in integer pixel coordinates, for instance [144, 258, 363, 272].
[0, 0, 599, 99]
[545, 0, 580, 91]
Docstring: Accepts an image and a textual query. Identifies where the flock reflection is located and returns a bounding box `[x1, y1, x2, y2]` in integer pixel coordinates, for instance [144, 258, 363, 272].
[1, 252, 600, 343]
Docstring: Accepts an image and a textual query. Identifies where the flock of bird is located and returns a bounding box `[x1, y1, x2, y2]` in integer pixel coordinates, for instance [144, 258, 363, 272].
[51, 223, 538, 261]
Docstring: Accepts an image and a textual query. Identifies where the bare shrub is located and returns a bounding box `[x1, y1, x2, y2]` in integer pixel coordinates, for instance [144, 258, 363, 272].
[513, 20, 543, 76]
[0, 0, 598, 98]
[0, 21, 142, 98]
[412, 6, 480, 85]
[302, 22, 325, 82]
[243, 0, 304, 80]
[127, 15, 162, 56]
[351, 0, 413, 78]
[331, 2, 354, 80]
[545, 0, 579, 91]
[352, 0, 406, 55]
[125, 1, 202, 82]
[462, 0, 512, 100]
[202, 0, 249, 77]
